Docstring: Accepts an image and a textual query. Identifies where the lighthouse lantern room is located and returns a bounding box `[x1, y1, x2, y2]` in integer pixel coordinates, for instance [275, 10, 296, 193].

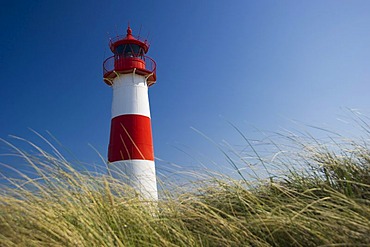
[103, 26, 158, 200]
[103, 26, 156, 86]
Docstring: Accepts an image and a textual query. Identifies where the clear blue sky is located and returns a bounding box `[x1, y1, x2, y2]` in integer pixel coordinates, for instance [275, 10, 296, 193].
[1, 1, 370, 177]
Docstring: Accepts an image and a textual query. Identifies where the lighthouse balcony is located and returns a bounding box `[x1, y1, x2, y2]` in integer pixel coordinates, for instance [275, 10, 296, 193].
[103, 55, 156, 86]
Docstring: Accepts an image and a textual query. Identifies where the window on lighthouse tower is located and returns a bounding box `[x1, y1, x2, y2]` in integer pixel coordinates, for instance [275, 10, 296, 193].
[123, 45, 133, 57]
[115, 45, 124, 55]
[131, 44, 140, 57]
[114, 44, 144, 59]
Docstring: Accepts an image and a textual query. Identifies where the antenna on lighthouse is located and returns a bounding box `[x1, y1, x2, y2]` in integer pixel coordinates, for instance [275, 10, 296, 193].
[144, 29, 149, 41]
[102, 25, 158, 200]
[138, 24, 143, 39]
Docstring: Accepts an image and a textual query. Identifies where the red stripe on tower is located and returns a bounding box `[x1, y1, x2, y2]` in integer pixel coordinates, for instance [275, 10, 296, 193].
[103, 25, 158, 200]
[108, 114, 154, 162]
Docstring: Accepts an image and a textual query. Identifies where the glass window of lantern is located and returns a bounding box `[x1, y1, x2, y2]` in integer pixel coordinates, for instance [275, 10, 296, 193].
[131, 44, 140, 56]
[124, 44, 134, 57]
[115, 45, 124, 55]
[138, 48, 144, 59]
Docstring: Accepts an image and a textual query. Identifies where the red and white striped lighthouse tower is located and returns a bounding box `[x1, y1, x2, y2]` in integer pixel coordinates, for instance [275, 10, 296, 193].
[103, 26, 158, 200]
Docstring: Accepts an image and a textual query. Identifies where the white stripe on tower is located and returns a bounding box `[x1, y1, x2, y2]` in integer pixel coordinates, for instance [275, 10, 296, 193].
[108, 73, 158, 200]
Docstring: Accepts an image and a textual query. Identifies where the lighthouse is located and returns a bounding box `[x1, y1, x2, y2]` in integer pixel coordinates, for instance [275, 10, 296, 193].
[103, 26, 158, 200]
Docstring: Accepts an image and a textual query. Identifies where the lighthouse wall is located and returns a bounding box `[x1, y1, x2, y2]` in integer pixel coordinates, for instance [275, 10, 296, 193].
[107, 72, 158, 200]
[111, 73, 151, 118]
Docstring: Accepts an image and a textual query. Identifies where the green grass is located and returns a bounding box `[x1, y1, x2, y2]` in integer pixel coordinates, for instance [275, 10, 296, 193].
[0, 129, 369, 246]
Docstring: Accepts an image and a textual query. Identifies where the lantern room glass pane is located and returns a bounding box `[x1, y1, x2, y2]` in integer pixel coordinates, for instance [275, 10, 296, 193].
[138, 48, 144, 58]
[116, 44, 144, 58]
[124, 45, 133, 57]
[131, 44, 140, 56]
[115, 45, 124, 55]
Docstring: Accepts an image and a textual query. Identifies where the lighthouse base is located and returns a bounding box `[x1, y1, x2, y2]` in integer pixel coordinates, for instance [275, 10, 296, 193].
[108, 160, 158, 200]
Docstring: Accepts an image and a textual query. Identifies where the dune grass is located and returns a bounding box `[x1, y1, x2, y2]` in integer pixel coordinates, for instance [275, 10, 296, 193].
[0, 128, 369, 246]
